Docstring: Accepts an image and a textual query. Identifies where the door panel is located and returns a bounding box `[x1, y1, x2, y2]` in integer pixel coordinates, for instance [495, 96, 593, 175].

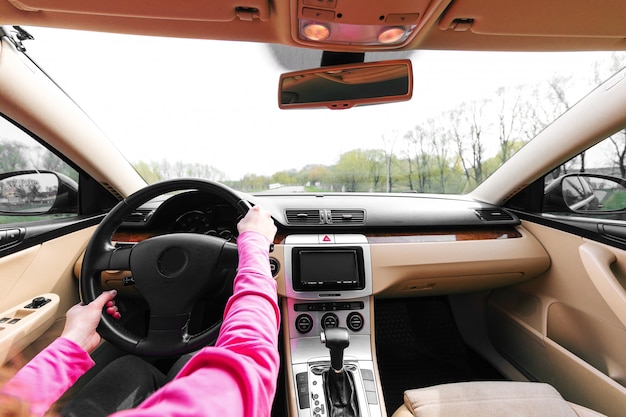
[0, 293, 59, 364]
[487, 220, 626, 416]
[579, 242, 626, 327]
[0, 225, 95, 365]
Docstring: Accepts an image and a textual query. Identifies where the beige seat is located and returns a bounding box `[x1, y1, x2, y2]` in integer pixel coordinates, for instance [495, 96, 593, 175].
[391, 381, 606, 417]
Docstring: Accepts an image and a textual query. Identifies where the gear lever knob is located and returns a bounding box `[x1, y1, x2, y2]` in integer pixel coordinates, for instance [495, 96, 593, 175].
[321, 327, 350, 372]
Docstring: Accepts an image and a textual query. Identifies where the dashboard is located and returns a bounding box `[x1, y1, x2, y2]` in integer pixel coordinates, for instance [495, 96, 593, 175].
[101, 190, 551, 299]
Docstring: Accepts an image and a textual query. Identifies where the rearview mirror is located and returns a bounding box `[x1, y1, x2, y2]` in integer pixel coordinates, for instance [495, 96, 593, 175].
[278, 60, 413, 110]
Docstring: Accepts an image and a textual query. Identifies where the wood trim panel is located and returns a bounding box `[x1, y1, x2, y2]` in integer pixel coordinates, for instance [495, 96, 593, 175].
[367, 228, 521, 243]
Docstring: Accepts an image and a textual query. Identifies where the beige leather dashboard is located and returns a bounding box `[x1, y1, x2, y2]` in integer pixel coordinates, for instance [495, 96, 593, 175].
[79, 224, 550, 298]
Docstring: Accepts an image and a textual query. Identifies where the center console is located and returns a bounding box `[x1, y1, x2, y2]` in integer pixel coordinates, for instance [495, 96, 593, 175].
[283, 234, 385, 417]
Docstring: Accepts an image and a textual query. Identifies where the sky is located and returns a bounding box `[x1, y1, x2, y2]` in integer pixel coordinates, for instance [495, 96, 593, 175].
[20, 26, 626, 181]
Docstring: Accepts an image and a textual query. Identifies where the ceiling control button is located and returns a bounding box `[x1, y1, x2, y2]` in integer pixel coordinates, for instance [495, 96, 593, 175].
[321, 312, 339, 329]
[302, 7, 335, 21]
[347, 312, 364, 331]
[386, 13, 420, 24]
[295, 314, 314, 334]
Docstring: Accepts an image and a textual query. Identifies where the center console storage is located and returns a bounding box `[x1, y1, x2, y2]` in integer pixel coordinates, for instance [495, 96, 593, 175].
[283, 234, 385, 417]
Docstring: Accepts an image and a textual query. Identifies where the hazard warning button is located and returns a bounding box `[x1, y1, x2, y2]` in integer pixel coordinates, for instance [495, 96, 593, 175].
[318, 234, 335, 244]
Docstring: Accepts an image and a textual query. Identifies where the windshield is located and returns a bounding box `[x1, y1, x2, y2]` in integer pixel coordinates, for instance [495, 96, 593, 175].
[23, 27, 626, 194]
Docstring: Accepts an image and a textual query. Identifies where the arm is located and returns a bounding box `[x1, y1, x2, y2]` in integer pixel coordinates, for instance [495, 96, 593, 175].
[0, 290, 118, 417]
[0, 338, 94, 416]
[113, 207, 280, 417]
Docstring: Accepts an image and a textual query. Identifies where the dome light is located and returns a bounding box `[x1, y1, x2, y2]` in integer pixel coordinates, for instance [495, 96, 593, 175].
[302, 23, 330, 42]
[378, 27, 406, 44]
[298, 20, 416, 46]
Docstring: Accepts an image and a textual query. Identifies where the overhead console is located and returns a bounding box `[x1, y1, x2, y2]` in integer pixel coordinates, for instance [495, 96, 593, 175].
[290, 0, 449, 50]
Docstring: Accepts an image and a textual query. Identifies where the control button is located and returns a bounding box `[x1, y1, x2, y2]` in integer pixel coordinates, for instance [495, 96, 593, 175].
[8, 318, 20, 324]
[0, 317, 9, 323]
[361, 368, 379, 404]
[0, 229, 22, 247]
[318, 234, 335, 244]
[268, 258, 280, 277]
[25, 297, 51, 309]
[365, 389, 379, 405]
[364, 379, 376, 391]
[349, 301, 365, 310]
[296, 372, 310, 409]
[5, 229, 21, 244]
[295, 314, 314, 334]
[386, 13, 420, 24]
[295, 302, 365, 312]
[346, 312, 364, 331]
[321, 313, 338, 329]
[302, 7, 335, 21]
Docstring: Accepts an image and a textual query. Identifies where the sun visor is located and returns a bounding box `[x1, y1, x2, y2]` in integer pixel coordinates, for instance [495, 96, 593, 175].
[439, 0, 626, 38]
[8, 0, 271, 22]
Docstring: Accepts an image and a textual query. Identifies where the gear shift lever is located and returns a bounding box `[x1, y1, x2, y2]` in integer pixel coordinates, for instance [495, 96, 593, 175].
[321, 327, 350, 372]
[320, 327, 360, 417]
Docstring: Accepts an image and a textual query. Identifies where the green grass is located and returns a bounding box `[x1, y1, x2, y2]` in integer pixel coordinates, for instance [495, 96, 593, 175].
[600, 191, 626, 211]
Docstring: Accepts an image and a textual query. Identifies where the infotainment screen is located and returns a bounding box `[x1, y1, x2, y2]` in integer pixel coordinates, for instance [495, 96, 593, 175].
[291, 247, 365, 291]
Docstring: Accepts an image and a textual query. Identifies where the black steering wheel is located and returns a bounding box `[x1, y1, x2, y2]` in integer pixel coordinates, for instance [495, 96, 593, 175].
[80, 179, 251, 356]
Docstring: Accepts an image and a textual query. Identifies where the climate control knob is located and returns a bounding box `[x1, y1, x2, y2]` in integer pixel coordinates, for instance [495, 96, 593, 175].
[321, 313, 339, 329]
[347, 312, 364, 332]
[295, 314, 314, 334]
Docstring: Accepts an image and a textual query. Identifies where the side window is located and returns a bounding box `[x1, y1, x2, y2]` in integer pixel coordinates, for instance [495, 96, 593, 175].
[0, 116, 78, 225]
[543, 128, 626, 221]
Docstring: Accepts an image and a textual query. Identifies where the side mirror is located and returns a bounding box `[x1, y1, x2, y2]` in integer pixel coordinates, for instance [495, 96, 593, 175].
[0, 171, 77, 215]
[278, 60, 413, 110]
[544, 173, 626, 214]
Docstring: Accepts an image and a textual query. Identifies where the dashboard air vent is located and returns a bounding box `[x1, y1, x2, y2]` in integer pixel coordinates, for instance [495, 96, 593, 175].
[285, 209, 323, 225]
[329, 209, 365, 224]
[474, 208, 515, 222]
[285, 209, 366, 225]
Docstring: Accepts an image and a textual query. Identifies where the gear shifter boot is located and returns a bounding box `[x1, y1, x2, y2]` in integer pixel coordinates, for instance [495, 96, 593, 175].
[323, 369, 360, 417]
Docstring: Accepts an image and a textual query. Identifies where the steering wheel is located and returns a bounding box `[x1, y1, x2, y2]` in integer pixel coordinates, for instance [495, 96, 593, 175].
[80, 179, 250, 356]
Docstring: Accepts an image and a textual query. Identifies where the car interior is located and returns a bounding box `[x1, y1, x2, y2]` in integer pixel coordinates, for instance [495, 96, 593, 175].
[1, 1, 626, 416]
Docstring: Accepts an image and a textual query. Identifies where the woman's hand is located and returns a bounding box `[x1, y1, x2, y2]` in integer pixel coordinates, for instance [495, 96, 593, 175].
[237, 206, 277, 244]
[60, 290, 119, 353]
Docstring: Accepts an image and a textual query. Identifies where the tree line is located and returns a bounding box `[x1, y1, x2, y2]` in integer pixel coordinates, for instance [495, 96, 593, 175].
[133, 53, 626, 193]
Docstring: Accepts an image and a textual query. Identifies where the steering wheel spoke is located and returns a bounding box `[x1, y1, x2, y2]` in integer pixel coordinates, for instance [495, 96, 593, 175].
[108, 245, 133, 271]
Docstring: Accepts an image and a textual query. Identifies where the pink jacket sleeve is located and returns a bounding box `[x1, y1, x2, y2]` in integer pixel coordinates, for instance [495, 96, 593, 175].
[112, 230, 281, 417]
[0, 337, 95, 416]
[1, 230, 280, 417]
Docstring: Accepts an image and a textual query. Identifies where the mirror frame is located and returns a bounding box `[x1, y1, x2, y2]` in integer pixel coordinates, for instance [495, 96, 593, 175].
[0, 170, 78, 215]
[278, 59, 413, 110]
[544, 173, 626, 214]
